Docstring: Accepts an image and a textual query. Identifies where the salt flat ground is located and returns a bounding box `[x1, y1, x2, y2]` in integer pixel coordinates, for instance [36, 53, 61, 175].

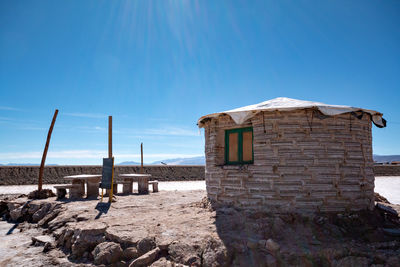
[0, 178, 399, 204]
[375, 176, 400, 204]
[0, 181, 206, 195]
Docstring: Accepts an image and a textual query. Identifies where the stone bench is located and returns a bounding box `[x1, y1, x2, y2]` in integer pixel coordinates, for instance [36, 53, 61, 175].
[148, 180, 159, 193]
[102, 181, 132, 195]
[54, 185, 75, 199]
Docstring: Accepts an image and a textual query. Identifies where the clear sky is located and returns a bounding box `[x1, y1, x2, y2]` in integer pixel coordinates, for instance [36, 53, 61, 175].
[0, 0, 399, 165]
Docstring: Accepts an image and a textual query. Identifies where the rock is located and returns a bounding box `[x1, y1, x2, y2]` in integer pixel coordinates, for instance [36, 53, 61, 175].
[47, 212, 76, 232]
[246, 238, 258, 249]
[123, 247, 139, 261]
[10, 206, 24, 221]
[32, 235, 54, 246]
[265, 239, 280, 253]
[27, 203, 41, 215]
[310, 237, 322, 245]
[324, 223, 343, 238]
[116, 261, 127, 267]
[137, 237, 156, 255]
[202, 237, 229, 267]
[334, 256, 369, 267]
[129, 247, 160, 267]
[38, 205, 63, 227]
[32, 203, 52, 223]
[106, 227, 148, 247]
[7, 202, 22, 212]
[387, 256, 400, 267]
[314, 216, 327, 225]
[168, 241, 202, 265]
[92, 242, 123, 265]
[231, 242, 247, 253]
[374, 192, 390, 204]
[43, 241, 55, 252]
[150, 257, 174, 267]
[57, 228, 74, 250]
[32, 235, 55, 252]
[0, 201, 8, 216]
[258, 239, 267, 248]
[156, 236, 173, 251]
[272, 217, 285, 234]
[382, 228, 400, 237]
[265, 254, 277, 267]
[319, 247, 346, 261]
[70, 222, 107, 257]
[376, 203, 398, 217]
[28, 189, 56, 199]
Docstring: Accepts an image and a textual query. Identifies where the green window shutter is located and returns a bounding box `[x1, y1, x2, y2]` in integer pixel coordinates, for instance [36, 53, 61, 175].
[225, 127, 253, 165]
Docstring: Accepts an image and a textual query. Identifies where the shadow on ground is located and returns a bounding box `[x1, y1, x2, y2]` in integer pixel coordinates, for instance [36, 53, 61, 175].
[210, 200, 400, 266]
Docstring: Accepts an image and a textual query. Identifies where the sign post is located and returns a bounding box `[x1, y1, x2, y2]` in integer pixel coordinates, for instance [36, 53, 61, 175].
[38, 109, 58, 191]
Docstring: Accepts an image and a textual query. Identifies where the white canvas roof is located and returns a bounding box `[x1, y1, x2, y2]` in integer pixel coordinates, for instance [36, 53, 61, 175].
[198, 97, 386, 128]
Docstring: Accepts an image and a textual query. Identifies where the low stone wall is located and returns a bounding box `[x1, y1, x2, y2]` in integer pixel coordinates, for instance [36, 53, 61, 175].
[0, 165, 205, 185]
[373, 165, 400, 176]
[0, 165, 397, 186]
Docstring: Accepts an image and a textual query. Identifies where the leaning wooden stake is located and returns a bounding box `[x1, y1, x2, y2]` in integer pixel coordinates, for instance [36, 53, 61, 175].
[38, 109, 59, 191]
[140, 143, 144, 174]
[108, 116, 114, 203]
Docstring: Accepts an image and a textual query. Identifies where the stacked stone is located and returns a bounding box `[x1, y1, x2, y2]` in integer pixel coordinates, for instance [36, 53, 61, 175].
[0, 166, 205, 185]
[203, 109, 375, 213]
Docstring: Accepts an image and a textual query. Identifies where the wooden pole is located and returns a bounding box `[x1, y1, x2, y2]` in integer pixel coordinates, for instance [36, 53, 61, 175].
[140, 143, 143, 174]
[108, 116, 112, 158]
[108, 116, 114, 203]
[38, 109, 59, 191]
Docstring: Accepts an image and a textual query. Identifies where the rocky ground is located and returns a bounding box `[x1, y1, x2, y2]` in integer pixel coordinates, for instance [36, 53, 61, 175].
[0, 191, 399, 267]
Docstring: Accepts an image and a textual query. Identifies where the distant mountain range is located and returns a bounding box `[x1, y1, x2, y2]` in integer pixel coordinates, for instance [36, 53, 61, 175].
[151, 156, 205, 165]
[117, 161, 142, 165]
[119, 156, 205, 166]
[373, 154, 400, 163]
[1, 155, 399, 166]
[0, 163, 59, 166]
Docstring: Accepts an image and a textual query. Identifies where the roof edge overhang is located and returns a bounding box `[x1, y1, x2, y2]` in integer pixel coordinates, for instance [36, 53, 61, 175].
[197, 97, 386, 129]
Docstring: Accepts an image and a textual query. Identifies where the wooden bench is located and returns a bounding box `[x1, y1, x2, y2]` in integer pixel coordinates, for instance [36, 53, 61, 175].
[54, 185, 75, 199]
[148, 180, 159, 193]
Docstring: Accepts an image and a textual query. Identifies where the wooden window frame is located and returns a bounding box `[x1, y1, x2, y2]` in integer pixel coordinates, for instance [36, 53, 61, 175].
[225, 127, 254, 165]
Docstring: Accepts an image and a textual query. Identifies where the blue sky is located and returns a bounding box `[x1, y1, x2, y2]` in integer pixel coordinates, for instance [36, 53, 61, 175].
[0, 0, 399, 164]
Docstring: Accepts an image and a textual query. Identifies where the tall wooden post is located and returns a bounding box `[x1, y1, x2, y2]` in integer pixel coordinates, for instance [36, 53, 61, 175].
[140, 143, 144, 174]
[108, 116, 114, 203]
[38, 109, 58, 191]
[108, 116, 112, 158]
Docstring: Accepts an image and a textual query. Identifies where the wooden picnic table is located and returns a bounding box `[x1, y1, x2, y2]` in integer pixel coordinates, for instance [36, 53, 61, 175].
[119, 174, 152, 194]
[64, 174, 102, 199]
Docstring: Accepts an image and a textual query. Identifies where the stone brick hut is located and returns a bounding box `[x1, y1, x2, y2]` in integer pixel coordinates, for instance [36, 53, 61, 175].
[198, 97, 386, 212]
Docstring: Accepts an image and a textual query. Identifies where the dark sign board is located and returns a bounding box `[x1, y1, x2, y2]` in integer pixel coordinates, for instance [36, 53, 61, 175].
[101, 157, 113, 189]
